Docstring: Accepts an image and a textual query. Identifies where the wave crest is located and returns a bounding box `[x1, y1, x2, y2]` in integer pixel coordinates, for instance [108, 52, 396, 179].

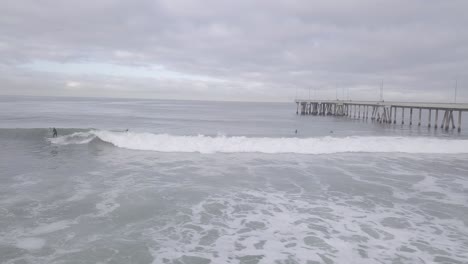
[48, 130, 468, 154]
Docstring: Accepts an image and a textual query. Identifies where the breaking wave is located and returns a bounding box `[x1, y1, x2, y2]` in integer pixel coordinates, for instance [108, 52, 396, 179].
[47, 130, 468, 154]
[49, 131, 96, 145]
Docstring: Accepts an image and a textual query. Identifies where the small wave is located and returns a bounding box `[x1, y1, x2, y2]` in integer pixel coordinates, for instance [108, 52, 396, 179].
[49, 130, 468, 154]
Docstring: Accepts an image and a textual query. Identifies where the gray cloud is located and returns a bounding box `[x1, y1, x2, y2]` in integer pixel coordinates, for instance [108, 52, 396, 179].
[1, 0, 467, 102]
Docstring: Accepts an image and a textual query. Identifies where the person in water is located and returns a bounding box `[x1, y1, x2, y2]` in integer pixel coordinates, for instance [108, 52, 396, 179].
[52, 128, 58, 138]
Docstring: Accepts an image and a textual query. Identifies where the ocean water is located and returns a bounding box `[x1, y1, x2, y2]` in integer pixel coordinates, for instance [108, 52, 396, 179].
[1, 96, 468, 264]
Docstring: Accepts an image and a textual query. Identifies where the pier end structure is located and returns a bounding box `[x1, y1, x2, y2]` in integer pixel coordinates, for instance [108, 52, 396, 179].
[295, 99, 468, 132]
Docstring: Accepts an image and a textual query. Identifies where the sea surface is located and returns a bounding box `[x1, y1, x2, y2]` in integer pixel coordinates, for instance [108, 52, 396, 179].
[1, 96, 468, 264]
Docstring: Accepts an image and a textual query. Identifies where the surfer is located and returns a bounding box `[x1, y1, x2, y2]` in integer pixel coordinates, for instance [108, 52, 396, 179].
[295, 129, 298, 134]
[52, 128, 58, 138]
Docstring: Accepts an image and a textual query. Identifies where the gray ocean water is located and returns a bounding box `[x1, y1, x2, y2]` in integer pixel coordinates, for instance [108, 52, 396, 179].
[1, 96, 468, 264]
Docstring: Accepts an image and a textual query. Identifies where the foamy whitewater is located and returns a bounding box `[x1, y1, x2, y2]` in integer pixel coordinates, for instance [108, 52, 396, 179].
[52, 130, 468, 154]
[1, 96, 468, 264]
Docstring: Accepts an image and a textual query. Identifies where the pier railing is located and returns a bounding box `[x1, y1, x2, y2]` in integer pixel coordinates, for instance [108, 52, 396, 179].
[295, 99, 468, 132]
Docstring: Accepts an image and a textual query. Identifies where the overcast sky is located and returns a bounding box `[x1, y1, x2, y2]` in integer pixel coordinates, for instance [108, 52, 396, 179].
[1, 0, 467, 102]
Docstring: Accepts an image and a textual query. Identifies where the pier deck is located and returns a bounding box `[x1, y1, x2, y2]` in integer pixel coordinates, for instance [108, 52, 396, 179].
[295, 99, 468, 132]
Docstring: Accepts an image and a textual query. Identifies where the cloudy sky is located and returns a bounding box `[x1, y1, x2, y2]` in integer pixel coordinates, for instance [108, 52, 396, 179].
[1, 0, 467, 102]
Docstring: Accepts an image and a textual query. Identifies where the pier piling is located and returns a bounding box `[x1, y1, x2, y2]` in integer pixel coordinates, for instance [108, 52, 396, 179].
[401, 108, 405, 125]
[428, 110, 431, 128]
[409, 108, 413, 125]
[441, 111, 447, 129]
[458, 111, 462, 132]
[451, 111, 456, 130]
[444, 111, 450, 131]
[418, 108, 421, 126]
[389, 107, 392, 123]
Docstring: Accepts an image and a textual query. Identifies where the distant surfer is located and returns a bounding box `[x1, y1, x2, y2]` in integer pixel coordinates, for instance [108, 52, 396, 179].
[295, 129, 298, 134]
[52, 128, 58, 138]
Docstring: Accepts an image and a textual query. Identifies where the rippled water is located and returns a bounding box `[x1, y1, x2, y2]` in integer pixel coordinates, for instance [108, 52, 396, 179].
[1, 96, 468, 264]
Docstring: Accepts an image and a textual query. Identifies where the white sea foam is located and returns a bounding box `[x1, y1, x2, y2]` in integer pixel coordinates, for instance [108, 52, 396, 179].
[51, 130, 468, 154]
[16, 237, 46, 251]
[30, 220, 73, 235]
[150, 189, 468, 264]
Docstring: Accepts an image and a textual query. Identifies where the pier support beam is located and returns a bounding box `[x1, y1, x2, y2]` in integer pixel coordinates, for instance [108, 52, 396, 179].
[444, 111, 450, 131]
[458, 111, 462, 132]
[401, 108, 405, 125]
[418, 108, 422, 126]
[393, 107, 397, 124]
[389, 107, 392, 123]
[380, 107, 384, 123]
[451, 110, 456, 130]
[409, 108, 413, 125]
[435, 110, 439, 129]
[383, 107, 390, 124]
[441, 111, 447, 128]
[428, 109, 431, 128]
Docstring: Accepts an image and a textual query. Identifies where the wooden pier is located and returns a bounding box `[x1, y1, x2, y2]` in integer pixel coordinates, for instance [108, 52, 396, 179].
[295, 100, 468, 132]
